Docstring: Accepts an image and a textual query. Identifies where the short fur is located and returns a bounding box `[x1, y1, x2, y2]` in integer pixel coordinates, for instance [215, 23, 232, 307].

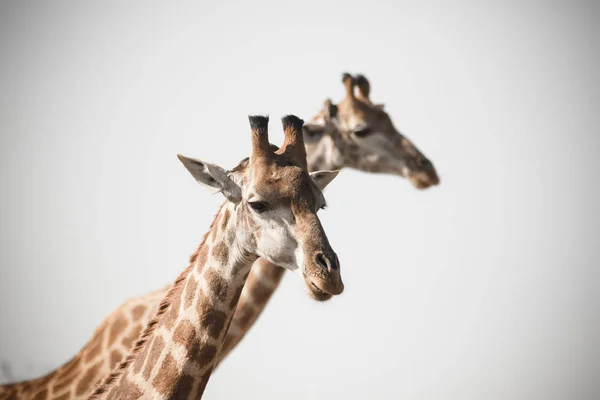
[0, 75, 440, 399]
[86, 115, 342, 399]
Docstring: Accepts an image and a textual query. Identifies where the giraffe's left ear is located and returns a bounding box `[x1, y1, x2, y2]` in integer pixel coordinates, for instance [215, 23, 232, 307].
[177, 154, 242, 203]
[310, 170, 340, 190]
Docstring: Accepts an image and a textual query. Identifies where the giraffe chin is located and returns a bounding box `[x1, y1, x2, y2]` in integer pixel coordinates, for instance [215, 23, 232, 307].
[409, 171, 440, 190]
[294, 251, 343, 301]
[291, 268, 334, 301]
[306, 281, 334, 302]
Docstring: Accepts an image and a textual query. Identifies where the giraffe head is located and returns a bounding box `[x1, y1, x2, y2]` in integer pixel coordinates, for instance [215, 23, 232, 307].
[178, 115, 342, 301]
[303, 73, 440, 189]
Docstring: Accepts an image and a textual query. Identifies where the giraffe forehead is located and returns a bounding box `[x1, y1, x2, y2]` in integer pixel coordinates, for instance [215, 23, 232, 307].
[250, 164, 320, 208]
[339, 96, 390, 122]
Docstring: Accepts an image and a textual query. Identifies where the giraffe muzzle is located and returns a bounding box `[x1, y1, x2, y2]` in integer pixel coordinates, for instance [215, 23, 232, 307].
[303, 250, 344, 300]
[315, 251, 339, 272]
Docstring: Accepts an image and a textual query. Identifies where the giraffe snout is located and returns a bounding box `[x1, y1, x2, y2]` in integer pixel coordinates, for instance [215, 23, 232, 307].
[315, 251, 339, 272]
[307, 250, 343, 297]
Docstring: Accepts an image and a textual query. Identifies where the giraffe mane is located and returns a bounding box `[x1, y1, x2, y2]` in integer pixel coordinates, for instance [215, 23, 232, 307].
[88, 204, 226, 399]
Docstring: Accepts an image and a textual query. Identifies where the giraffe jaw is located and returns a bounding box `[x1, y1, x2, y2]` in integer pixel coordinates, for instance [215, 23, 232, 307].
[307, 281, 333, 302]
[408, 172, 440, 189]
[405, 162, 440, 189]
[291, 267, 334, 301]
[289, 235, 342, 302]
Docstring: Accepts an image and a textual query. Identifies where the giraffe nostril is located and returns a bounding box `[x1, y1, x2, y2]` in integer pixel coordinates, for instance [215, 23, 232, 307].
[315, 252, 330, 271]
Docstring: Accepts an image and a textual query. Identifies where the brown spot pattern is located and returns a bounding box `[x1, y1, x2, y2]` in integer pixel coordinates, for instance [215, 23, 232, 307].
[184, 276, 198, 309]
[204, 269, 228, 302]
[194, 244, 208, 269]
[211, 241, 229, 265]
[163, 290, 182, 331]
[152, 354, 178, 396]
[53, 360, 83, 394]
[195, 344, 217, 368]
[199, 308, 228, 338]
[250, 281, 274, 305]
[142, 336, 165, 380]
[54, 357, 81, 382]
[52, 393, 71, 400]
[122, 324, 142, 349]
[52, 378, 74, 395]
[31, 389, 47, 400]
[110, 350, 123, 367]
[220, 208, 230, 232]
[3, 391, 19, 400]
[173, 320, 197, 353]
[75, 360, 102, 396]
[107, 314, 127, 347]
[84, 338, 103, 363]
[171, 374, 195, 399]
[132, 341, 147, 374]
[108, 378, 143, 400]
[131, 305, 146, 321]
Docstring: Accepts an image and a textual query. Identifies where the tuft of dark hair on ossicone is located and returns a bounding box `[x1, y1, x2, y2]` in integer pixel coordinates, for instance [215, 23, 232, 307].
[248, 115, 269, 132]
[281, 115, 304, 132]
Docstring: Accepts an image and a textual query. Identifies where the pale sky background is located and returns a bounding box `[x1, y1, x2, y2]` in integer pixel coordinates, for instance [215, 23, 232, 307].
[0, 1, 599, 399]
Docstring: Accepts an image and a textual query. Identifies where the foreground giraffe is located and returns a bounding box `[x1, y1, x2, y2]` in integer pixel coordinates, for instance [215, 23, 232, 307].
[0, 74, 439, 399]
[10, 115, 343, 400]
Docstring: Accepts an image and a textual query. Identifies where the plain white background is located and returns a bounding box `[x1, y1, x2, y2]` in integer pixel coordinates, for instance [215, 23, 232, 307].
[0, 1, 599, 399]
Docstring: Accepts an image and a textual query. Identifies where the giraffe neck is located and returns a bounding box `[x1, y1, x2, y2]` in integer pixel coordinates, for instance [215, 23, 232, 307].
[216, 258, 285, 364]
[92, 202, 258, 399]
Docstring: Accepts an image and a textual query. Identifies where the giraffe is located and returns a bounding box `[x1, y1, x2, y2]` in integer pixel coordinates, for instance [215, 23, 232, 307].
[0, 73, 439, 399]
[2, 114, 344, 400]
[94, 114, 343, 399]
[303, 73, 439, 188]
[0, 289, 167, 400]
[219, 72, 440, 360]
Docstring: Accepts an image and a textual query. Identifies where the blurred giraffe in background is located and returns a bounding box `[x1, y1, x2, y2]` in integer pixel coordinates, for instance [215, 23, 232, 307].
[304, 73, 439, 189]
[0, 74, 439, 399]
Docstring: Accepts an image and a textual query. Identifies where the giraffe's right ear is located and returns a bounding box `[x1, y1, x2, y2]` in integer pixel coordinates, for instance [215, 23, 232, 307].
[302, 122, 326, 142]
[310, 170, 340, 190]
[302, 100, 338, 142]
[177, 154, 242, 203]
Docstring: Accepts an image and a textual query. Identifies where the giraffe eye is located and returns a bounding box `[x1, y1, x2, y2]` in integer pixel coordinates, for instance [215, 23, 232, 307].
[249, 201, 268, 213]
[353, 126, 372, 137]
[419, 158, 431, 167]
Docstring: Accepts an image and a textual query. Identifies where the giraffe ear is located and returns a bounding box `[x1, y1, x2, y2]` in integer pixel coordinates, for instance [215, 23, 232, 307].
[302, 122, 326, 143]
[177, 154, 242, 203]
[310, 170, 340, 190]
[324, 99, 338, 119]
